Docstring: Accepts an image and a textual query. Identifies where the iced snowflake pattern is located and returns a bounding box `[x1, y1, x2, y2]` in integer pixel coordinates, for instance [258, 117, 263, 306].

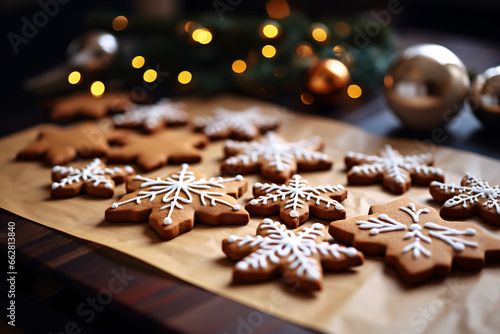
[113, 98, 188, 132]
[346, 144, 443, 193]
[194, 107, 280, 140]
[111, 164, 244, 226]
[224, 219, 361, 290]
[51, 158, 133, 197]
[222, 132, 331, 182]
[356, 202, 478, 259]
[247, 174, 346, 227]
[431, 173, 500, 220]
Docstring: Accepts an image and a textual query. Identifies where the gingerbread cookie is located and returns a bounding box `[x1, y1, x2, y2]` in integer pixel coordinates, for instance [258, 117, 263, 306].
[329, 198, 500, 285]
[51, 158, 134, 198]
[194, 107, 280, 140]
[113, 98, 188, 132]
[223, 218, 364, 291]
[107, 129, 209, 171]
[221, 132, 332, 183]
[345, 145, 444, 194]
[246, 174, 347, 228]
[45, 91, 134, 122]
[106, 164, 249, 240]
[17, 122, 110, 165]
[430, 173, 500, 226]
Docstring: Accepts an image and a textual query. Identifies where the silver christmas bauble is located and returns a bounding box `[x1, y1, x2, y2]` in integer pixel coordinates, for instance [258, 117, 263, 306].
[471, 66, 500, 129]
[384, 44, 470, 131]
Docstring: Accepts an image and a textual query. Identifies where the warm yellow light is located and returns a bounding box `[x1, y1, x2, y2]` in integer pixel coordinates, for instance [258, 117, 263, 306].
[312, 28, 328, 42]
[262, 45, 276, 58]
[232, 60, 247, 73]
[296, 43, 313, 57]
[90, 81, 105, 97]
[184, 20, 196, 33]
[348, 84, 362, 99]
[192, 28, 212, 44]
[178, 71, 192, 84]
[112, 16, 128, 31]
[335, 21, 351, 37]
[301, 92, 315, 105]
[265, 0, 290, 19]
[143, 69, 158, 83]
[333, 45, 345, 55]
[262, 24, 279, 38]
[131, 56, 145, 69]
[68, 71, 81, 85]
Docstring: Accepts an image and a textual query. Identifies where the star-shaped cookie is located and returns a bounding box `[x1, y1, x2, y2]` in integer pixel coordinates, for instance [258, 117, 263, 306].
[430, 173, 500, 226]
[329, 198, 500, 285]
[345, 145, 444, 194]
[246, 174, 347, 228]
[221, 132, 332, 183]
[105, 164, 249, 240]
[223, 218, 364, 291]
[51, 158, 135, 198]
[107, 129, 209, 171]
[16, 122, 110, 165]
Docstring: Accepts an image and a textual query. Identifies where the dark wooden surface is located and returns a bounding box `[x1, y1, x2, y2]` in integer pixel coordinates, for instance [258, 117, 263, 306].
[1, 29, 499, 334]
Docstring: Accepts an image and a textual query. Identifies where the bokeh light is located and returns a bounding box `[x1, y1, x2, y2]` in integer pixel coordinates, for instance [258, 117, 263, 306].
[296, 43, 313, 57]
[347, 84, 362, 99]
[334, 21, 351, 37]
[68, 71, 81, 85]
[143, 69, 158, 83]
[112, 16, 128, 31]
[262, 23, 279, 39]
[232, 60, 247, 73]
[192, 28, 212, 44]
[262, 45, 276, 58]
[178, 71, 192, 84]
[131, 56, 145, 69]
[90, 81, 105, 97]
[301, 91, 315, 105]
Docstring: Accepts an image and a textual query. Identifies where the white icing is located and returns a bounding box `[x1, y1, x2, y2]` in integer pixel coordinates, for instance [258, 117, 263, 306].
[193, 107, 279, 138]
[433, 173, 500, 215]
[250, 174, 344, 219]
[51, 158, 130, 191]
[349, 144, 442, 187]
[110, 164, 245, 226]
[113, 98, 188, 129]
[224, 132, 330, 173]
[230, 219, 358, 281]
[357, 202, 479, 259]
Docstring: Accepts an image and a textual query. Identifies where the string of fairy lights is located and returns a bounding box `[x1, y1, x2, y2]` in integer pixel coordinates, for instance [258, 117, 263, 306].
[68, 1, 395, 105]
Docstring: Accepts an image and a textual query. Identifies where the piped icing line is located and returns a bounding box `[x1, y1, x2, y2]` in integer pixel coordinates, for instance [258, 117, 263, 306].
[356, 202, 480, 259]
[432, 173, 500, 215]
[52, 158, 130, 190]
[110, 164, 244, 225]
[249, 175, 344, 218]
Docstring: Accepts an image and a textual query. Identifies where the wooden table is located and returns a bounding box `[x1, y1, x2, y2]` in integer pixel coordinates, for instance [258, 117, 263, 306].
[1, 29, 499, 333]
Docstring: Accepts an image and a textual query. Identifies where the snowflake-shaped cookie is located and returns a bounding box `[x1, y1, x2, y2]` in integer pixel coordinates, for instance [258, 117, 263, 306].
[113, 98, 189, 132]
[223, 219, 363, 291]
[105, 164, 249, 240]
[246, 175, 347, 228]
[107, 129, 209, 171]
[51, 158, 134, 198]
[193, 107, 280, 140]
[430, 173, 500, 226]
[16, 122, 110, 165]
[221, 132, 332, 183]
[329, 198, 500, 284]
[345, 144, 444, 194]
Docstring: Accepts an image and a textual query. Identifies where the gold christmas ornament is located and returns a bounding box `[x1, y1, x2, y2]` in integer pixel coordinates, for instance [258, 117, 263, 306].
[471, 66, 500, 129]
[384, 44, 470, 131]
[306, 59, 350, 103]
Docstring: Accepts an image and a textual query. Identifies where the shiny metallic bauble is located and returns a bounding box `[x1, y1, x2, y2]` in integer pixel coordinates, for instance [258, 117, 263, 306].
[306, 59, 350, 98]
[67, 30, 119, 71]
[470, 66, 500, 129]
[384, 44, 470, 131]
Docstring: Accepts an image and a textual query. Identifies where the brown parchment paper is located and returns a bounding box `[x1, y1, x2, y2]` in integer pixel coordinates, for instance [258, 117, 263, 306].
[1, 95, 499, 334]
